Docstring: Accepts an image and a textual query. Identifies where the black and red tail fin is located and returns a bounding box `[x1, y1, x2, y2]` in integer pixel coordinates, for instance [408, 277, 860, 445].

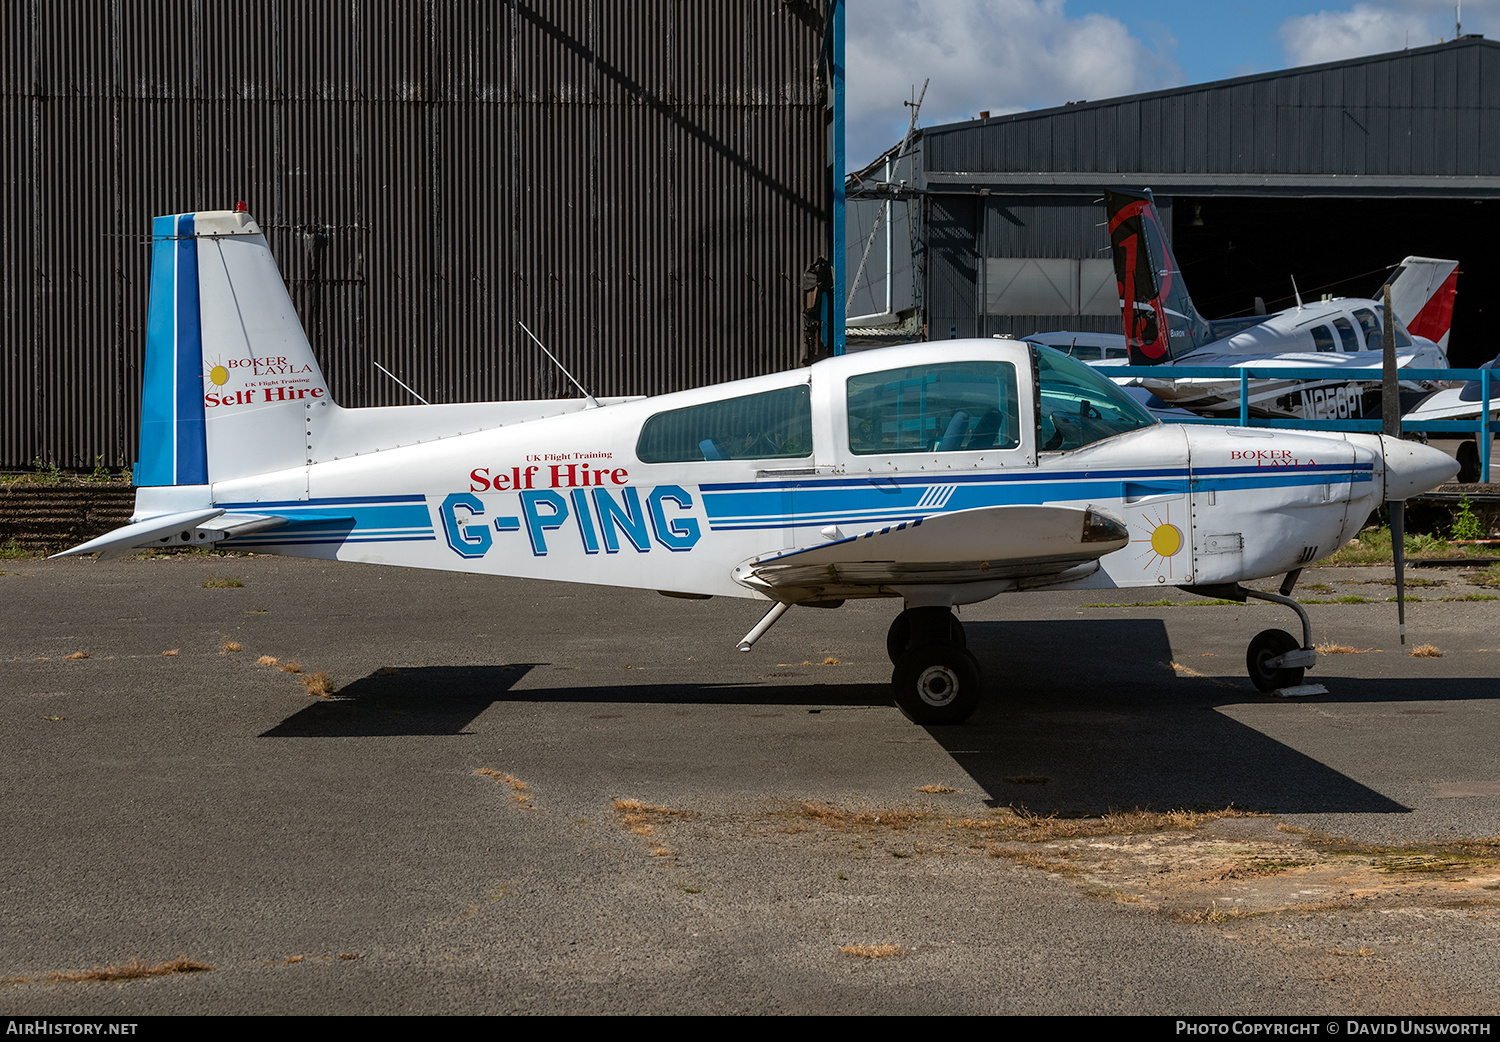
[1105, 188, 1213, 365]
[1383, 256, 1459, 352]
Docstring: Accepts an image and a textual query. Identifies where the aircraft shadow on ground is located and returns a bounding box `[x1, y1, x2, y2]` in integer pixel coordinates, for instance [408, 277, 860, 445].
[258, 663, 893, 739]
[260, 618, 1495, 816]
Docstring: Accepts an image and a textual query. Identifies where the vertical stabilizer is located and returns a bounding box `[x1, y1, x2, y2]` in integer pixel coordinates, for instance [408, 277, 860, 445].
[136, 209, 330, 490]
[1105, 188, 1213, 365]
[1384, 256, 1459, 352]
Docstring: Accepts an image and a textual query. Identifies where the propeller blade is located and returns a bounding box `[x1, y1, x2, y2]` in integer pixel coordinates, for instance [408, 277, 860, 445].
[1383, 283, 1406, 644]
[1391, 499, 1406, 645]
[1382, 284, 1401, 438]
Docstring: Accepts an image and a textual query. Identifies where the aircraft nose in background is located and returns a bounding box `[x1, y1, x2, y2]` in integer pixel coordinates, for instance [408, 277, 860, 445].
[1381, 435, 1461, 501]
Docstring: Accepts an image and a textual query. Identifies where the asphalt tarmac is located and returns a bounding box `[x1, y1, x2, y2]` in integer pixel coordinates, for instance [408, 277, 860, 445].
[3, 553, 1499, 1014]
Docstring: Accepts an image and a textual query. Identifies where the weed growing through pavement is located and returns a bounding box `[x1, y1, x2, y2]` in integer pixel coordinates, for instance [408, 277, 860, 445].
[476, 769, 532, 806]
[1410, 644, 1443, 658]
[64, 651, 88, 660]
[202, 576, 244, 588]
[300, 672, 335, 697]
[916, 784, 958, 794]
[613, 798, 691, 837]
[44, 957, 213, 983]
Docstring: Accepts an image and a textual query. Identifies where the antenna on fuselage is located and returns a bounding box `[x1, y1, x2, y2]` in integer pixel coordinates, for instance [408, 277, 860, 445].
[1291, 276, 1305, 310]
[372, 361, 431, 405]
[519, 321, 599, 407]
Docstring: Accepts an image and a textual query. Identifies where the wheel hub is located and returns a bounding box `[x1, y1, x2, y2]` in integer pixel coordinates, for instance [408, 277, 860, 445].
[914, 664, 960, 707]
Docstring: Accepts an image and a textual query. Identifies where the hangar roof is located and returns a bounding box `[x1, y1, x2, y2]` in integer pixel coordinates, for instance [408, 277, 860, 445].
[921, 36, 1500, 197]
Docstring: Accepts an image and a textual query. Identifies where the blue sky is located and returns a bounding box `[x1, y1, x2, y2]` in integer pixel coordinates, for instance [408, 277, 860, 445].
[846, 0, 1500, 167]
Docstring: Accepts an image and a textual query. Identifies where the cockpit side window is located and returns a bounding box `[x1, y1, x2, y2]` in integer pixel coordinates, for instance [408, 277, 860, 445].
[637, 384, 812, 463]
[1311, 325, 1335, 352]
[1352, 308, 1380, 347]
[846, 362, 1020, 455]
[1032, 345, 1156, 452]
[1333, 316, 1360, 352]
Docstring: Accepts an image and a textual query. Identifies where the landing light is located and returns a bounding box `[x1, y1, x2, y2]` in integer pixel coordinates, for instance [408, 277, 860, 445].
[1082, 509, 1128, 543]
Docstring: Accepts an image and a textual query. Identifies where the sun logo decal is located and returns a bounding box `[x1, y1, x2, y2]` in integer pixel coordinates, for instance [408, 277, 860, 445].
[203, 356, 231, 387]
[1132, 506, 1185, 581]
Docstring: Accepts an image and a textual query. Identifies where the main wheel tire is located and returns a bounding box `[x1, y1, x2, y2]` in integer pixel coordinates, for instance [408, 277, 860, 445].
[886, 607, 966, 664]
[891, 641, 983, 725]
[1457, 440, 1481, 484]
[1246, 628, 1303, 693]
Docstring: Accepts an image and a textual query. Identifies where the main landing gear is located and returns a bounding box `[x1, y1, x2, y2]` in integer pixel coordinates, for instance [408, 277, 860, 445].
[886, 606, 982, 725]
[1187, 573, 1319, 694]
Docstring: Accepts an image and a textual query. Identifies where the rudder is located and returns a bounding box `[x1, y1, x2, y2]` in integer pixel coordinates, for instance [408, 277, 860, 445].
[135, 207, 330, 489]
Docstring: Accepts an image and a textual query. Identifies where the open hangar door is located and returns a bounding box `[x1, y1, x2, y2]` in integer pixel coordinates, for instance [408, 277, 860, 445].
[1170, 195, 1498, 369]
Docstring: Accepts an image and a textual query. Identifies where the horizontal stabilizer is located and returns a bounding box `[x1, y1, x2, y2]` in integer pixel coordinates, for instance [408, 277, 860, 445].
[49, 510, 309, 560]
[50, 509, 227, 560]
[735, 504, 1129, 596]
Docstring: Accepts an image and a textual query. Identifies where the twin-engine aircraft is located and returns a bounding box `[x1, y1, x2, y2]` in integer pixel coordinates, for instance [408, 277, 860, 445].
[58, 208, 1458, 723]
[1106, 188, 1456, 422]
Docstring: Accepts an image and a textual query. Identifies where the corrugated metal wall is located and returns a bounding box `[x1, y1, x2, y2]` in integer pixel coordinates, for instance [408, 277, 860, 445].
[2, 0, 828, 469]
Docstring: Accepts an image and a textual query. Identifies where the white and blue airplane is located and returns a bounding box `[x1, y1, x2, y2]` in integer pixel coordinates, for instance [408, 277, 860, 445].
[57, 207, 1459, 723]
[1097, 188, 1456, 423]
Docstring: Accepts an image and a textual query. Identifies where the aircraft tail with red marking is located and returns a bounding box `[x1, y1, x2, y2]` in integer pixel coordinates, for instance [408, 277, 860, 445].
[1105, 188, 1214, 366]
[1384, 256, 1459, 353]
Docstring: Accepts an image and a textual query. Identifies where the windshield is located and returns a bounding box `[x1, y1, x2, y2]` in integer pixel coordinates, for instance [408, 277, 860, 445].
[1031, 344, 1157, 451]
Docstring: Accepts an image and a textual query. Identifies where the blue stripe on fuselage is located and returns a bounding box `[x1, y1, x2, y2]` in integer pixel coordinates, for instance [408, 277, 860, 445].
[216, 495, 435, 549]
[699, 464, 1371, 531]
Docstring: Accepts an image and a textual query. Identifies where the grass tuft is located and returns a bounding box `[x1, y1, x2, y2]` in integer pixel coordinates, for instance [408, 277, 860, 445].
[1409, 643, 1443, 658]
[161, 649, 179, 657]
[202, 576, 244, 589]
[613, 797, 691, 837]
[300, 671, 335, 697]
[47, 956, 213, 983]
[1172, 905, 1250, 924]
[278, 660, 302, 674]
[64, 650, 89, 660]
[476, 768, 531, 804]
[915, 784, 958, 794]
[972, 806, 1257, 844]
[257, 655, 278, 666]
[1315, 643, 1372, 655]
[221, 641, 241, 654]
[839, 944, 903, 959]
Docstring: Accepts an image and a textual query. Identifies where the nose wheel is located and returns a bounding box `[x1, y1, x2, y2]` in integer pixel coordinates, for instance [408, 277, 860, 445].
[1246, 628, 1304, 692]
[1185, 578, 1320, 694]
[887, 608, 983, 724]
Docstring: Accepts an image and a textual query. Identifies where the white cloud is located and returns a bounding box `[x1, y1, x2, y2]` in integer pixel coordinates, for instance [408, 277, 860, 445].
[1279, 1, 1500, 68]
[847, 0, 1182, 167]
[1279, 3, 1434, 65]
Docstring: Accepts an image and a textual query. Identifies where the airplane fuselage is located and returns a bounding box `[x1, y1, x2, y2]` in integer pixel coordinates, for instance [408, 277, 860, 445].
[186, 341, 1388, 603]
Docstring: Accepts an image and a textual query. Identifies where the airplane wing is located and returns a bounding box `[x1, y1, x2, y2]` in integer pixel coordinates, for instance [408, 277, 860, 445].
[732, 504, 1129, 599]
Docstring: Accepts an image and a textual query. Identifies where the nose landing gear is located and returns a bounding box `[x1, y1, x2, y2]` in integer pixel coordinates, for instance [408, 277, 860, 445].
[1186, 573, 1319, 693]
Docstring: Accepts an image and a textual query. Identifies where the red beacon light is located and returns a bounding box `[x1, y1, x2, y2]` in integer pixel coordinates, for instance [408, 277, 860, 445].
[234, 201, 248, 213]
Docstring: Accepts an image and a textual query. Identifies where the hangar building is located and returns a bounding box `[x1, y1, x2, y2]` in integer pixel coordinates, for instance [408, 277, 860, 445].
[845, 36, 1500, 370]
